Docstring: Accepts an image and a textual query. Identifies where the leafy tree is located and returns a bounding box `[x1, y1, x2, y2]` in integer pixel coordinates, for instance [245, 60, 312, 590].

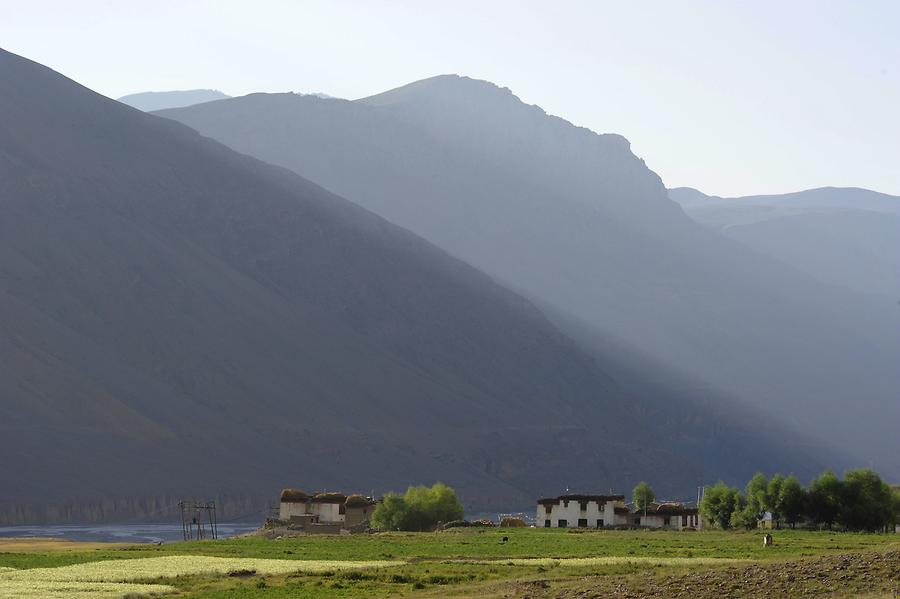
[730, 493, 755, 530]
[777, 475, 806, 529]
[735, 472, 769, 529]
[371, 482, 463, 531]
[839, 469, 893, 531]
[766, 473, 786, 528]
[691, 468, 897, 533]
[406, 482, 464, 530]
[807, 470, 842, 530]
[632, 482, 656, 515]
[891, 487, 900, 531]
[371, 493, 409, 531]
[700, 481, 741, 529]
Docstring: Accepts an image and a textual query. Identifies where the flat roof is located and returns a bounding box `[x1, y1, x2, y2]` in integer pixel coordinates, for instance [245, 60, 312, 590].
[537, 493, 625, 505]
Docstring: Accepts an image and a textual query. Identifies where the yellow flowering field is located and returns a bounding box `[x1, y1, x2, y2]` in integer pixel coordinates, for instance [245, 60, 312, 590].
[0, 579, 175, 599]
[0, 556, 400, 598]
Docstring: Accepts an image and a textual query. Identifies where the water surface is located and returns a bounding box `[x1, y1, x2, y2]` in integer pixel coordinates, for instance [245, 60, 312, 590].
[0, 523, 258, 544]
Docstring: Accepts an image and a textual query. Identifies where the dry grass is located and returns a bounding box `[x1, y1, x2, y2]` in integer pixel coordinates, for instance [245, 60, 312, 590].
[0, 538, 131, 553]
[0, 555, 399, 582]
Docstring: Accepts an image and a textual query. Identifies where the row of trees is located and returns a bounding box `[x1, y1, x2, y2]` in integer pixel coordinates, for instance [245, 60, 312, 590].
[700, 469, 900, 532]
[370, 482, 464, 531]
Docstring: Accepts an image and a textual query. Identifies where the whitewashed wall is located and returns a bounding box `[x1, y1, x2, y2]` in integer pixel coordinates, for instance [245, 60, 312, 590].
[536, 499, 624, 528]
[279, 502, 309, 520]
[311, 502, 344, 523]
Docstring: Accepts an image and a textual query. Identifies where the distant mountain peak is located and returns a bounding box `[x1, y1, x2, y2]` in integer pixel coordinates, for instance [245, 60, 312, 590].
[117, 89, 230, 112]
[668, 185, 899, 208]
[356, 73, 634, 159]
[668, 186, 706, 195]
[299, 91, 336, 99]
[359, 73, 525, 109]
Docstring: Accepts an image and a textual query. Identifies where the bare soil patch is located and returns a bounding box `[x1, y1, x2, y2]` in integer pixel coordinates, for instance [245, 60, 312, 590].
[0, 538, 131, 553]
[544, 549, 900, 598]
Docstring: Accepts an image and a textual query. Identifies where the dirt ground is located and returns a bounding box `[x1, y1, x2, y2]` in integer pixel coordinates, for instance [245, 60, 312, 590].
[0, 538, 131, 553]
[482, 549, 900, 599]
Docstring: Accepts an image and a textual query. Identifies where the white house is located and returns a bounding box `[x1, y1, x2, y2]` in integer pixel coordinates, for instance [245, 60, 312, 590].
[536, 494, 629, 528]
[629, 502, 701, 530]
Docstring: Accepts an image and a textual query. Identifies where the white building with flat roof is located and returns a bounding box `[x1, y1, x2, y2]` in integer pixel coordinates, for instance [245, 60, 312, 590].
[536, 494, 629, 528]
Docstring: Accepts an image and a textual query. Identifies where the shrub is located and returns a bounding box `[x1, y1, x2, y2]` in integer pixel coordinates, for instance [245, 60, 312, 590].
[498, 517, 523, 527]
[227, 568, 256, 577]
[371, 482, 463, 531]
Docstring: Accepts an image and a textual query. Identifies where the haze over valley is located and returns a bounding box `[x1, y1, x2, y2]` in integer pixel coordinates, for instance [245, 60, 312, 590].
[158, 79, 900, 481]
[670, 186, 900, 299]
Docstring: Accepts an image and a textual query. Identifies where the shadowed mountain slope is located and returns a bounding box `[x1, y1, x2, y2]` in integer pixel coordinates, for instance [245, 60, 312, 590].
[158, 77, 900, 477]
[0, 50, 825, 522]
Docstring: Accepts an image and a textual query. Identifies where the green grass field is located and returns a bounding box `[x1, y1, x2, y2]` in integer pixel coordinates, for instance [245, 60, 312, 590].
[1, 528, 898, 598]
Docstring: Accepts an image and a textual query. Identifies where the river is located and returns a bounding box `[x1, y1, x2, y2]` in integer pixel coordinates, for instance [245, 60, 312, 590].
[0, 523, 259, 544]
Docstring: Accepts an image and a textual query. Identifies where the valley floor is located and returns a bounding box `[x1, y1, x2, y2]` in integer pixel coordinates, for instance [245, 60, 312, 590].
[0, 528, 897, 598]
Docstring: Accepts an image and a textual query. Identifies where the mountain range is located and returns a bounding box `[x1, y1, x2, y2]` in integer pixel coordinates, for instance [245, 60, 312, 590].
[157, 78, 900, 480]
[670, 187, 900, 299]
[0, 49, 830, 523]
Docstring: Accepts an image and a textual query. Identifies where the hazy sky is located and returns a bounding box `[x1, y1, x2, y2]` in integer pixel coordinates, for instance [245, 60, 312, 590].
[2, 0, 898, 196]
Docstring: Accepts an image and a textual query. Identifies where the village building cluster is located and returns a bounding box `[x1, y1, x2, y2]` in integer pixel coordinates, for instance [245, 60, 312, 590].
[535, 493, 701, 530]
[275, 489, 376, 534]
[271, 487, 704, 533]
